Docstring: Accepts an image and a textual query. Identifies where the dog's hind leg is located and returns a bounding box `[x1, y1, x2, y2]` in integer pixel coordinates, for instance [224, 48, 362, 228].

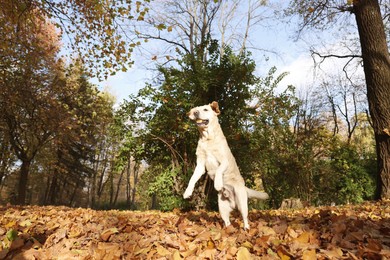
[218, 193, 233, 227]
[235, 185, 250, 230]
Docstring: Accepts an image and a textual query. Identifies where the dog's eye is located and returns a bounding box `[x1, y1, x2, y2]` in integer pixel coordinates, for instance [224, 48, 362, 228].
[203, 108, 208, 111]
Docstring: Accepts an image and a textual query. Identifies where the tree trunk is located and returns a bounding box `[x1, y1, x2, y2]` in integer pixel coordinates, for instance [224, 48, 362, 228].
[353, 0, 390, 199]
[114, 167, 125, 206]
[17, 160, 31, 205]
[126, 158, 132, 206]
[48, 173, 58, 205]
[131, 162, 140, 207]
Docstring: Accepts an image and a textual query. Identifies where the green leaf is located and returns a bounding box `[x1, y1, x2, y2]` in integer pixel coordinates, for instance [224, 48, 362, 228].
[6, 229, 18, 242]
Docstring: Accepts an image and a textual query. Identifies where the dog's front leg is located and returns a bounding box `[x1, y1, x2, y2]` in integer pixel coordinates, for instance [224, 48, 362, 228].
[183, 163, 205, 199]
[214, 161, 228, 192]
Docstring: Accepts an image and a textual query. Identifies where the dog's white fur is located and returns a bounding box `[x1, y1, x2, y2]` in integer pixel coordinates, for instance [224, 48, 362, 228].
[183, 101, 269, 229]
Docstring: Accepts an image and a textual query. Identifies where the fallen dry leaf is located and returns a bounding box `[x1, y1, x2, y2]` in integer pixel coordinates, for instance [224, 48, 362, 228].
[237, 246, 252, 260]
[0, 201, 390, 259]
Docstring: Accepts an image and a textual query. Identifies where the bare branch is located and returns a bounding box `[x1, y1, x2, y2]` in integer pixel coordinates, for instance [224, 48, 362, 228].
[311, 49, 362, 63]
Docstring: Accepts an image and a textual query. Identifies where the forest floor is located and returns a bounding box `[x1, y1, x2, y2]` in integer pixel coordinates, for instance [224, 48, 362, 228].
[1, 201, 390, 259]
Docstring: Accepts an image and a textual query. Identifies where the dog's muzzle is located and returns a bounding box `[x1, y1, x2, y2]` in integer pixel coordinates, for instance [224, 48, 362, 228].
[196, 119, 209, 126]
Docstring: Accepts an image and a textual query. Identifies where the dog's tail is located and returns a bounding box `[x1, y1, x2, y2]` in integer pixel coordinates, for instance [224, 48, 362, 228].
[246, 187, 269, 200]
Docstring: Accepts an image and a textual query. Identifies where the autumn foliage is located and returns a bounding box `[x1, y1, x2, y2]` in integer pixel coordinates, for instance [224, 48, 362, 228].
[1, 201, 390, 259]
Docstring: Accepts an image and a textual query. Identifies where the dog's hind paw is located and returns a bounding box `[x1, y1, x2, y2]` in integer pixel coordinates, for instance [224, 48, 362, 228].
[183, 188, 193, 199]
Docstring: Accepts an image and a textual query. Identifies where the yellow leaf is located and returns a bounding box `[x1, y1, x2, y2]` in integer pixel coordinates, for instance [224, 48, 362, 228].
[207, 240, 215, 249]
[134, 245, 152, 256]
[210, 229, 222, 241]
[277, 253, 291, 260]
[5, 221, 17, 228]
[295, 232, 310, 243]
[19, 220, 32, 227]
[237, 247, 252, 260]
[172, 250, 182, 260]
[277, 247, 291, 260]
[241, 241, 253, 249]
[68, 227, 83, 238]
[302, 249, 317, 260]
[156, 245, 171, 256]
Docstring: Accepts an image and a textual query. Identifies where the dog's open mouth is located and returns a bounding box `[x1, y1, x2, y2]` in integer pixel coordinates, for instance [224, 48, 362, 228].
[196, 119, 209, 126]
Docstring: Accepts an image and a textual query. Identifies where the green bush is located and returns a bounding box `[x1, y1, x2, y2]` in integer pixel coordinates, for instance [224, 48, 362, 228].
[147, 167, 184, 211]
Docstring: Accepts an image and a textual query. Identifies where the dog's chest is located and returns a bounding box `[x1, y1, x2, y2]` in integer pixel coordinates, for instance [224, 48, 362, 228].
[198, 141, 220, 172]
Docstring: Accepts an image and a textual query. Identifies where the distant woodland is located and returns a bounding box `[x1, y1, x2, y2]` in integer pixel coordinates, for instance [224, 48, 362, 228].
[0, 0, 389, 210]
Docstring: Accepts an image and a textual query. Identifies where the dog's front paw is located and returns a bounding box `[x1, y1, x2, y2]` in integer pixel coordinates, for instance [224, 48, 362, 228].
[214, 181, 223, 192]
[183, 188, 193, 199]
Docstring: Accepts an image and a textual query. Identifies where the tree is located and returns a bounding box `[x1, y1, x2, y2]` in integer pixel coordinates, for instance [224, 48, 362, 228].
[0, 0, 148, 79]
[249, 67, 304, 206]
[45, 62, 114, 206]
[133, 0, 270, 65]
[0, 134, 15, 192]
[0, 4, 64, 204]
[287, 0, 390, 199]
[121, 41, 259, 210]
[354, 0, 390, 199]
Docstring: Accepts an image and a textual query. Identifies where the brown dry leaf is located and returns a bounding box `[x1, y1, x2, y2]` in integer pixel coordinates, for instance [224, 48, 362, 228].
[273, 222, 288, 234]
[92, 242, 122, 259]
[100, 227, 118, 241]
[9, 238, 25, 251]
[134, 245, 153, 256]
[199, 248, 217, 259]
[180, 244, 198, 258]
[258, 226, 277, 236]
[0, 227, 6, 236]
[339, 238, 356, 250]
[227, 246, 238, 256]
[320, 247, 343, 258]
[349, 231, 365, 241]
[332, 221, 347, 234]
[225, 224, 237, 235]
[0, 248, 9, 259]
[194, 230, 211, 242]
[1, 202, 390, 259]
[163, 234, 181, 249]
[68, 226, 83, 238]
[366, 238, 382, 252]
[286, 227, 298, 238]
[217, 237, 236, 252]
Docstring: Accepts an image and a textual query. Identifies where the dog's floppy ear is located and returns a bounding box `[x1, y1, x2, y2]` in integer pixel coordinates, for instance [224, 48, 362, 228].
[210, 101, 221, 115]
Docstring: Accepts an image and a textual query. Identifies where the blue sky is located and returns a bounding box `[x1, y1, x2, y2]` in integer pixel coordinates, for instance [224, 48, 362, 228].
[90, 0, 363, 105]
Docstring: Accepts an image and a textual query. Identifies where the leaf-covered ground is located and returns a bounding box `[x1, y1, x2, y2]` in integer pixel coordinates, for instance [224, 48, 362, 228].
[1, 201, 390, 259]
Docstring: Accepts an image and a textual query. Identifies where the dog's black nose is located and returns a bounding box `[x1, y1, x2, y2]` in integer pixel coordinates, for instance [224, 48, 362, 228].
[194, 110, 199, 117]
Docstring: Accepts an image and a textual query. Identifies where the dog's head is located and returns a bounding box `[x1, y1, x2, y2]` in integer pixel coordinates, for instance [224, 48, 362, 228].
[188, 101, 220, 128]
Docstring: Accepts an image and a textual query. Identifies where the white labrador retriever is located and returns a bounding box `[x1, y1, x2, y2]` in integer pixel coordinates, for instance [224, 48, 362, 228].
[183, 101, 269, 229]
